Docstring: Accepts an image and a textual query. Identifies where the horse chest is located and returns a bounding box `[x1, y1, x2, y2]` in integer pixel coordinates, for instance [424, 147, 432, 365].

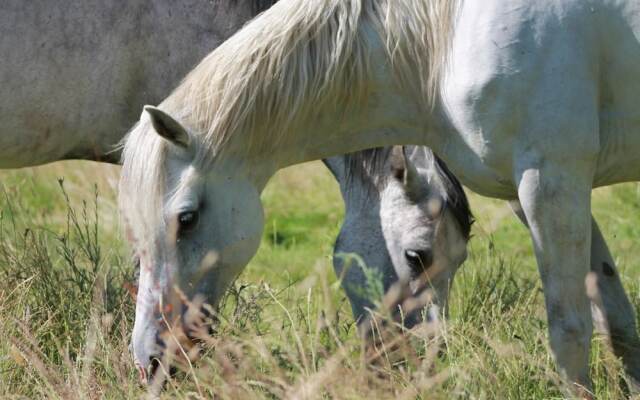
[439, 139, 517, 199]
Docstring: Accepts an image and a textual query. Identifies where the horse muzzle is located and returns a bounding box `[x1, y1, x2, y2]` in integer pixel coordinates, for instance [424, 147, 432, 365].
[131, 301, 217, 385]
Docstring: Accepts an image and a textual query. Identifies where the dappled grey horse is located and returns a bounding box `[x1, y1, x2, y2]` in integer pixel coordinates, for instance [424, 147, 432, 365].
[325, 146, 471, 327]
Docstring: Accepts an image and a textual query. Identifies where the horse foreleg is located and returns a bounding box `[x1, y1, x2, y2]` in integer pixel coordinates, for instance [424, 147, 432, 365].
[517, 165, 594, 396]
[333, 251, 379, 324]
[509, 200, 640, 391]
[588, 220, 640, 391]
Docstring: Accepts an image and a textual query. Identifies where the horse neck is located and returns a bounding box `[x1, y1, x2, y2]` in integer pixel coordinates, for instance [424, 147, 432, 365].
[230, 74, 433, 175]
[193, 0, 458, 187]
[221, 78, 451, 196]
[323, 156, 382, 215]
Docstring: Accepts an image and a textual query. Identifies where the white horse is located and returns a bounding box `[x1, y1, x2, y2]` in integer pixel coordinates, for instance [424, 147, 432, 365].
[1, 0, 472, 377]
[119, 0, 640, 394]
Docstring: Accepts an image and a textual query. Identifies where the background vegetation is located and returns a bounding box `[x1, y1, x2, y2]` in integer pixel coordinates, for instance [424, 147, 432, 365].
[0, 161, 638, 399]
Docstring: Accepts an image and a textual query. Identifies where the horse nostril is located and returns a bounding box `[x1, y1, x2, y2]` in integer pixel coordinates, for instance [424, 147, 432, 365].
[149, 356, 162, 379]
[140, 304, 218, 384]
[181, 304, 218, 341]
[405, 249, 433, 275]
[147, 356, 179, 382]
[155, 331, 166, 350]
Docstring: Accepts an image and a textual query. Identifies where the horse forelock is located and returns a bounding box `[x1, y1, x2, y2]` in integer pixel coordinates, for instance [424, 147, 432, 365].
[119, 120, 170, 251]
[343, 147, 391, 194]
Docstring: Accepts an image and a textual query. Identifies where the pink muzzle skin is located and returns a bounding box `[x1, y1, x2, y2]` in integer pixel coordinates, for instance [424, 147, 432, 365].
[135, 360, 148, 385]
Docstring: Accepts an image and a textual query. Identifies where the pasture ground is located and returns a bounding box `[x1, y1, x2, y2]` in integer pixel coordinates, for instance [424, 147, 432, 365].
[0, 161, 639, 399]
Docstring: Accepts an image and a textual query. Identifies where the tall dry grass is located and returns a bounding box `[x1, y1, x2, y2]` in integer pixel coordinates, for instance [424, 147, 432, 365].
[0, 162, 638, 399]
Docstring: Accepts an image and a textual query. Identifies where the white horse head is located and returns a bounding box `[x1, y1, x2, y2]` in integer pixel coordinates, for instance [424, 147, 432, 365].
[121, 107, 267, 378]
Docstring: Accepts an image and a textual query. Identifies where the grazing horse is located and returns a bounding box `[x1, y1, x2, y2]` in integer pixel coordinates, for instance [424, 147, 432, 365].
[119, 0, 640, 395]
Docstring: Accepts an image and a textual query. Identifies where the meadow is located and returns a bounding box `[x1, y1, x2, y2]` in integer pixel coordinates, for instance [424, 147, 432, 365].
[0, 160, 639, 399]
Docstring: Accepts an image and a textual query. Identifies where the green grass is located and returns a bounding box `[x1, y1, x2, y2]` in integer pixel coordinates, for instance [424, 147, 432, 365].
[0, 161, 639, 399]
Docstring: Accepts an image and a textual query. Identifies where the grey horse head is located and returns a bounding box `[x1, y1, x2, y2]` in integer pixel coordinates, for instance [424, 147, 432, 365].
[325, 145, 472, 328]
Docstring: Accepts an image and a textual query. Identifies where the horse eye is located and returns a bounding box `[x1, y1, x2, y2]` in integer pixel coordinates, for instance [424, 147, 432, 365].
[404, 249, 433, 273]
[177, 211, 199, 232]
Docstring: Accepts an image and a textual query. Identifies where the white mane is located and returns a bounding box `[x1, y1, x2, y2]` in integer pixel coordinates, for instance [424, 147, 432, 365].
[120, 0, 457, 245]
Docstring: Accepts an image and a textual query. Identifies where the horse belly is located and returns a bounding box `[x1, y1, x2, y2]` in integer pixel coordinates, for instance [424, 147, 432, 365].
[593, 1, 640, 185]
[596, 113, 640, 186]
[0, 1, 143, 166]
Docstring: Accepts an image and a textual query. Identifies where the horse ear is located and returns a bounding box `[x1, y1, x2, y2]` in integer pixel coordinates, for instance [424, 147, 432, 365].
[390, 145, 419, 183]
[390, 145, 407, 180]
[390, 146, 423, 200]
[144, 105, 191, 148]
